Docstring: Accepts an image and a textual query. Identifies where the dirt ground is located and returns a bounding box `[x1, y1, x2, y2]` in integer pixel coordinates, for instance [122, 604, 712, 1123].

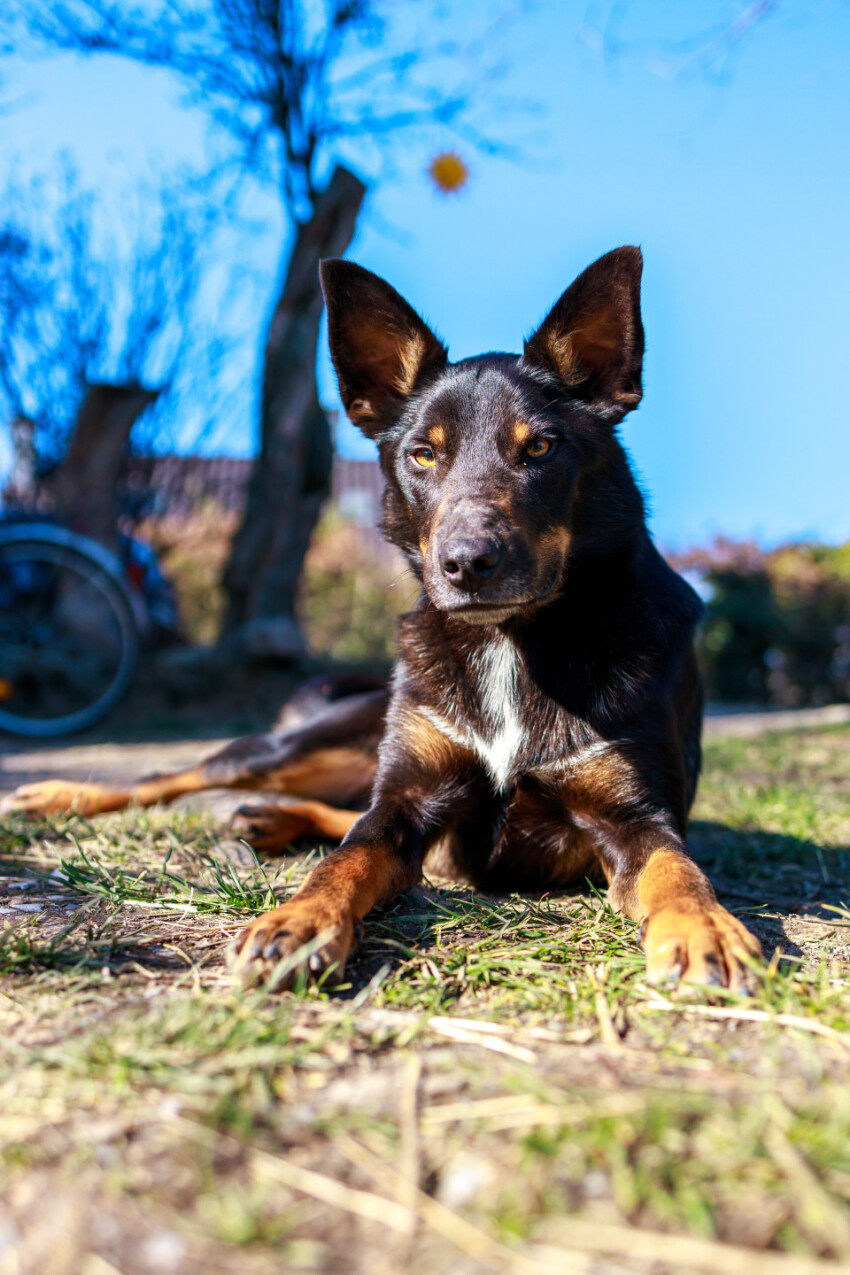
[4, 690, 850, 1274]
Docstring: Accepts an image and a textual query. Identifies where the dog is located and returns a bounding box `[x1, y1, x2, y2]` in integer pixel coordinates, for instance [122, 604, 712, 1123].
[2, 247, 762, 991]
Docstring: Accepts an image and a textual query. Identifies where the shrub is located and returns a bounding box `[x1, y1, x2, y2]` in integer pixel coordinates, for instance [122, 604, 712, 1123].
[671, 539, 850, 707]
[141, 501, 415, 661]
[142, 511, 850, 707]
[297, 507, 416, 662]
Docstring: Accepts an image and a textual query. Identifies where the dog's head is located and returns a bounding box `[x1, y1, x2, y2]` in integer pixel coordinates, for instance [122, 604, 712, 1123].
[321, 248, 645, 624]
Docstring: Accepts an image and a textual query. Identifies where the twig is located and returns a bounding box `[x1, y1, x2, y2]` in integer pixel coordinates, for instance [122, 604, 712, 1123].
[543, 1217, 850, 1275]
[250, 1147, 412, 1234]
[594, 990, 622, 1050]
[424, 1093, 543, 1123]
[428, 1019, 538, 1064]
[336, 1134, 589, 1274]
[422, 1092, 648, 1132]
[429, 1015, 513, 1035]
[81, 1256, 125, 1275]
[637, 999, 850, 1046]
[764, 1113, 850, 1253]
[398, 1053, 421, 1239]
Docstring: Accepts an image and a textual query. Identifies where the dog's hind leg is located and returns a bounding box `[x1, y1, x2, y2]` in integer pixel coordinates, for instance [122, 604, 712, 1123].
[210, 688, 387, 806]
[229, 799, 361, 853]
[0, 766, 217, 818]
[1, 688, 388, 820]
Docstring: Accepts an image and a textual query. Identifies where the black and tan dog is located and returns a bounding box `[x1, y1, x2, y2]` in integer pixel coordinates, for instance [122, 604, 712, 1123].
[2, 248, 761, 990]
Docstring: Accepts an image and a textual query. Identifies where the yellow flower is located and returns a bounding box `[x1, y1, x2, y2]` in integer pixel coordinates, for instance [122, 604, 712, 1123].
[428, 151, 470, 194]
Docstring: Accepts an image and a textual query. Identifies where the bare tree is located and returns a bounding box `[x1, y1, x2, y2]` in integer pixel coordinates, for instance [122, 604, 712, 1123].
[580, 1, 780, 82]
[0, 222, 49, 435]
[0, 160, 217, 546]
[3, 0, 525, 657]
[52, 384, 160, 548]
[224, 163, 365, 654]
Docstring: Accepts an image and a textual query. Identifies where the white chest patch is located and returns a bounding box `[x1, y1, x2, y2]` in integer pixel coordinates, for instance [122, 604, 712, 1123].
[473, 635, 524, 789]
[419, 635, 525, 790]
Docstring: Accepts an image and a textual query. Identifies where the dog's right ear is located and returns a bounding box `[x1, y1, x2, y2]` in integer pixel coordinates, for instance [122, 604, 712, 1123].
[320, 259, 448, 438]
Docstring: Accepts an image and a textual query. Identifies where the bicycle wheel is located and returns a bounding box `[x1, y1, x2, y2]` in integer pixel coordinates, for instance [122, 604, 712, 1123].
[0, 524, 140, 736]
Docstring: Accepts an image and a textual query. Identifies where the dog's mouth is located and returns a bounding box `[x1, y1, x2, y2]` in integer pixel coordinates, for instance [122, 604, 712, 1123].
[438, 571, 563, 625]
[444, 601, 526, 625]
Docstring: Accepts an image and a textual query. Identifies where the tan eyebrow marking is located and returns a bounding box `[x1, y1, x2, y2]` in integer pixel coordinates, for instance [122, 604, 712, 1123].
[513, 421, 531, 445]
[427, 424, 446, 449]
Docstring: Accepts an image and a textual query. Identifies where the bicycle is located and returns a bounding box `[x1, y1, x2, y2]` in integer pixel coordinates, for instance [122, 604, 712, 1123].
[0, 520, 144, 736]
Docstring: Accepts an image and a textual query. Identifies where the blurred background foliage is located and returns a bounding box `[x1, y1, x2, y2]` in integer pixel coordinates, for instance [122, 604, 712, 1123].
[141, 500, 413, 661]
[145, 490, 850, 709]
[2, 1, 850, 714]
[673, 540, 850, 708]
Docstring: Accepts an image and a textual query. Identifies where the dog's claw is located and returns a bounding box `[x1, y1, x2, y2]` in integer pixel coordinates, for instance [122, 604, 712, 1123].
[702, 954, 725, 987]
[650, 960, 684, 986]
[229, 899, 354, 990]
[642, 900, 762, 992]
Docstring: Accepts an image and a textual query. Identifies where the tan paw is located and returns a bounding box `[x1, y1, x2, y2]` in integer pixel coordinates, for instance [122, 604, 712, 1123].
[642, 898, 762, 992]
[228, 896, 355, 989]
[0, 780, 106, 818]
[229, 803, 312, 853]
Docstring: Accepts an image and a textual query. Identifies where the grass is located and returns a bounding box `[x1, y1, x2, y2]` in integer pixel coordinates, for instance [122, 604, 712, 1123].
[3, 725, 850, 1273]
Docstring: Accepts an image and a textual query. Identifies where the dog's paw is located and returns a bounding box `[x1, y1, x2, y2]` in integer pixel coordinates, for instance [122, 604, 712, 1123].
[0, 780, 103, 818]
[229, 802, 311, 853]
[641, 898, 762, 993]
[228, 896, 355, 989]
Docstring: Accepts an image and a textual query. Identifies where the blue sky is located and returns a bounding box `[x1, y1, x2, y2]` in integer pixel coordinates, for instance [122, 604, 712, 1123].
[1, 1, 849, 549]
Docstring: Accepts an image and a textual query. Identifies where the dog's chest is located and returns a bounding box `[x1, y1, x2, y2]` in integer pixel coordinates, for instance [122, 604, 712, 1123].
[470, 635, 526, 788]
[425, 634, 529, 790]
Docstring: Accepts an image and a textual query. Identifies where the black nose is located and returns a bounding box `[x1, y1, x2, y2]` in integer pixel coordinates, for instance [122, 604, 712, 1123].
[438, 536, 503, 591]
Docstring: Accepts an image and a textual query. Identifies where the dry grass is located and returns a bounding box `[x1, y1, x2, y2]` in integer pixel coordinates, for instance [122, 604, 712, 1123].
[2, 725, 850, 1273]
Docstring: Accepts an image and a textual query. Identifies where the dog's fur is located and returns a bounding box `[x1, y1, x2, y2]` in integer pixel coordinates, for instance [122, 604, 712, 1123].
[3, 248, 761, 989]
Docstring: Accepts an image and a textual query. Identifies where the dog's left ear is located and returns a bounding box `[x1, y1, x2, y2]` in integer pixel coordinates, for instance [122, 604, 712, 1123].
[320, 258, 448, 437]
[523, 246, 644, 421]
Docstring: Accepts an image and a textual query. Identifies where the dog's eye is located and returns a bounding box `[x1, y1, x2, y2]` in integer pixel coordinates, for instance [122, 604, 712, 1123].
[525, 437, 551, 459]
[412, 447, 436, 468]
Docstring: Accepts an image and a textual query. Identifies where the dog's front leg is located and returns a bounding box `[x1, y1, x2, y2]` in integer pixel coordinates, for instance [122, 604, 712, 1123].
[599, 829, 762, 991]
[228, 804, 421, 987]
[229, 701, 479, 987]
[569, 754, 761, 991]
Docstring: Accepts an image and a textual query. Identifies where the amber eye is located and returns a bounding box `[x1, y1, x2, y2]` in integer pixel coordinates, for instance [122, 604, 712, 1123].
[525, 437, 551, 459]
[412, 447, 436, 467]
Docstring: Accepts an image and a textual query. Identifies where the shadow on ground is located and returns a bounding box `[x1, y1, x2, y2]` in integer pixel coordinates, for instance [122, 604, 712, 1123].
[5, 815, 850, 985]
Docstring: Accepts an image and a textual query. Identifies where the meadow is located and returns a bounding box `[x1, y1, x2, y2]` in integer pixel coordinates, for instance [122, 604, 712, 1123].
[2, 723, 850, 1274]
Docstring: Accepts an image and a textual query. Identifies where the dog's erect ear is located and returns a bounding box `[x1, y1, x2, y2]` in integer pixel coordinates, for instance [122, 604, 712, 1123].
[320, 259, 448, 437]
[523, 246, 644, 421]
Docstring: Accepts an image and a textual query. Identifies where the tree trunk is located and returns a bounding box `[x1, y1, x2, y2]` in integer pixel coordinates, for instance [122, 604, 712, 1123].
[221, 164, 367, 659]
[5, 415, 37, 506]
[52, 382, 159, 551]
